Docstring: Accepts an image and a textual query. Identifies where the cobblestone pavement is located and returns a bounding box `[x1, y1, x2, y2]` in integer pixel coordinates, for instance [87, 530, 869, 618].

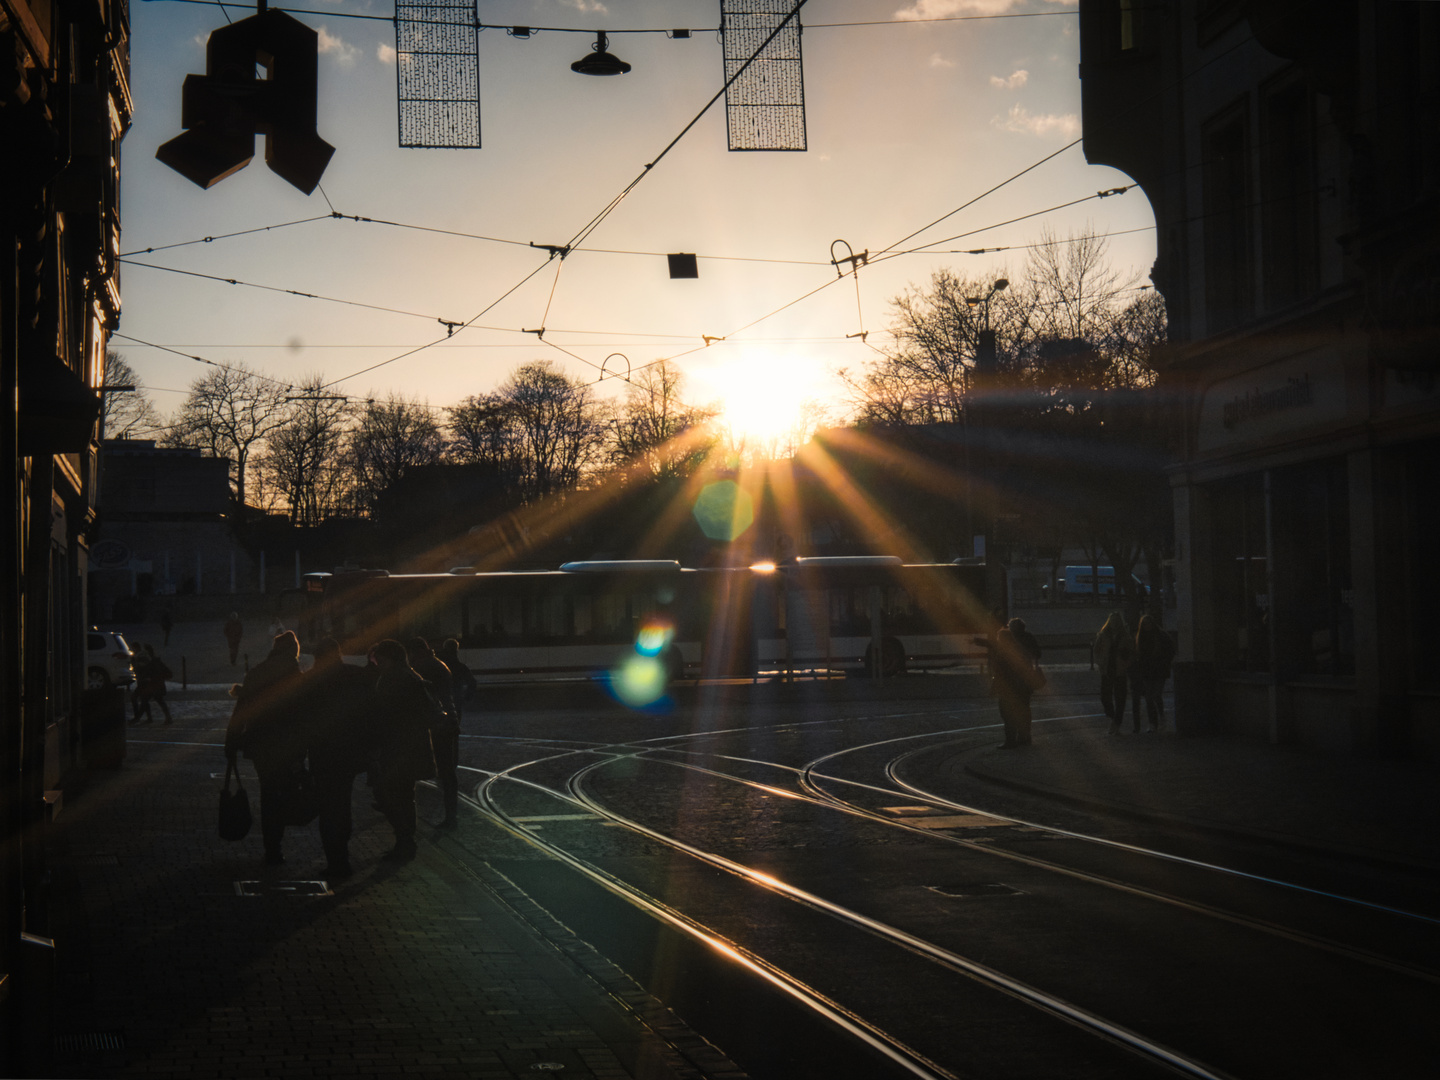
[48, 695, 744, 1079]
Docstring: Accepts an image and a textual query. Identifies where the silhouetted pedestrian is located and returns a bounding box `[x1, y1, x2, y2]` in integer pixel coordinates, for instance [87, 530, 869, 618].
[139, 643, 173, 725]
[130, 645, 153, 724]
[370, 639, 440, 862]
[159, 606, 174, 646]
[992, 619, 1042, 748]
[1094, 612, 1136, 734]
[1131, 614, 1175, 733]
[226, 631, 306, 864]
[305, 638, 376, 880]
[223, 612, 243, 666]
[408, 637, 459, 830]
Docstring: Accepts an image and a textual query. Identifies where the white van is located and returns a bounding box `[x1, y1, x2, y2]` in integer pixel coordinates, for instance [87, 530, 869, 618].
[1054, 566, 1148, 599]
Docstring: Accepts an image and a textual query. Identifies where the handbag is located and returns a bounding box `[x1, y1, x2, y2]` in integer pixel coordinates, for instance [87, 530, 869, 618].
[218, 760, 253, 841]
[1024, 663, 1048, 692]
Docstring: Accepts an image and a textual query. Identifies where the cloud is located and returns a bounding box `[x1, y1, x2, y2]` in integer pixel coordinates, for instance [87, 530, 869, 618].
[561, 0, 609, 12]
[377, 42, 397, 65]
[895, 0, 1055, 19]
[994, 104, 1079, 139]
[316, 26, 359, 65]
[989, 69, 1028, 89]
[929, 53, 956, 69]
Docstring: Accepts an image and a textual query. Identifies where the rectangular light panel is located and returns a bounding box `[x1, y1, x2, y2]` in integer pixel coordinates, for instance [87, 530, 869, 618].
[722, 0, 807, 152]
[396, 1, 481, 148]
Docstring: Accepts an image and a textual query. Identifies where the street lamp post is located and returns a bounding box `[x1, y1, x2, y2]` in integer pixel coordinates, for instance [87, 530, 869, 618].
[963, 278, 1007, 564]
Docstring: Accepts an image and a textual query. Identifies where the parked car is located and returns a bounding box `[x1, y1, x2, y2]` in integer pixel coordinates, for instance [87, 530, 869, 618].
[86, 629, 135, 689]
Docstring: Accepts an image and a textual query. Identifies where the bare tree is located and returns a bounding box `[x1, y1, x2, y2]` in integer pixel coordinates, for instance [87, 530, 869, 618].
[165, 361, 290, 509]
[100, 351, 162, 441]
[608, 360, 718, 480]
[496, 360, 607, 502]
[257, 375, 355, 526]
[1024, 226, 1137, 343]
[347, 393, 445, 513]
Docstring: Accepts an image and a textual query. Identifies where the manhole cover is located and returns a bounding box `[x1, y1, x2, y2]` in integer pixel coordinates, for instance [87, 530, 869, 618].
[925, 882, 1022, 898]
[234, 880, 333, 897]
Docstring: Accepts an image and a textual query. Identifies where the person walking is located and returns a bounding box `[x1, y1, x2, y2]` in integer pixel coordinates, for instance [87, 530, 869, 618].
[223, 612, 244, 666]
[130, 644, 154, 724]
[304, 638, 376, 880]
[139, 643, 173, 725]
[159, 606, 174, 647]
[407, 637, 458, 830]
[1094, 612, 1137, 734]
[225, 631, 307, 865]
[992, 619, 1042, 748]
[369, 640, 440, 862]
[1131, 614, 1176, 733]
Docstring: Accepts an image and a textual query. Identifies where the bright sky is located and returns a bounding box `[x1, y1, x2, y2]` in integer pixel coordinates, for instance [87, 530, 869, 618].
[117, 0, 1158, 443]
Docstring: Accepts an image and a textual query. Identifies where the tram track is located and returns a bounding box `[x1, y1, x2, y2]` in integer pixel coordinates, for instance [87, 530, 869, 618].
[454, 711, 1440, 1079]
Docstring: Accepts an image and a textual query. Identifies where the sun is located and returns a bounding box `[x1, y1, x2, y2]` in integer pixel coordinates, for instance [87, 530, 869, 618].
[708, 350, 819, 447]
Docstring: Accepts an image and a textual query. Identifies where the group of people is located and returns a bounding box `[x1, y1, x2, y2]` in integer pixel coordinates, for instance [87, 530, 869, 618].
[224, 632, 476, 878]
[1094, 611, 1176, 734]
[983, 609, 1177, 748]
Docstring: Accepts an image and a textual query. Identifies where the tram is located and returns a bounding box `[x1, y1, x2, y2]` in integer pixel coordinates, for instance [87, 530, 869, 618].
[279, 557, 1001, 683]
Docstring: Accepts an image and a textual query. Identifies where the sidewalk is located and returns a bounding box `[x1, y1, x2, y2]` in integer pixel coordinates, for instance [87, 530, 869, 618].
[954, 724, 1440, 870]
[45, 694, 744, 1079]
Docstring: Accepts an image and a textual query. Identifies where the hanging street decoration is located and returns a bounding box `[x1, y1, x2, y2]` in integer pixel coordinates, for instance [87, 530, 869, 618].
[155, 3, 336, 193]
[721, 0, 807, 152]
[396, 0, 482, 148]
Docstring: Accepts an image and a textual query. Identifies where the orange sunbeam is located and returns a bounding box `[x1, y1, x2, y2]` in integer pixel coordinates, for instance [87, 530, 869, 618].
[793, 439, 931, 563]
[614, 427, 734, 560]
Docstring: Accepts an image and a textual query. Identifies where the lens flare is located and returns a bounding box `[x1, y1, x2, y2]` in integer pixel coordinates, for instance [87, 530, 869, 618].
[693, 480, 754, 541]
[611, 654, 669, 708]
[635, 621, 675, 656]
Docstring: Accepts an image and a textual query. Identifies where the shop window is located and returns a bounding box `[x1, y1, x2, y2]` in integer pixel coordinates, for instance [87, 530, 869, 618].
[1409, 441, 1440, 688]
[1272, 460, 1353, 678]
[1202, 102, 1253, 333]
[1212, 473, 1269, 672]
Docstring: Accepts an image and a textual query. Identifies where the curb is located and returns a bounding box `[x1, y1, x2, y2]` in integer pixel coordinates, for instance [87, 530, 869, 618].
[961, 759, 1440, 877]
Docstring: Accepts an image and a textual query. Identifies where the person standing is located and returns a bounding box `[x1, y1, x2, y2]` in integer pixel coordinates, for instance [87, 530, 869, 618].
[369, 640, 439, 862]
[1131, 614, 1176, 733]
[225, 631, 306, 865]
[223, 612, 244, 666]
[130, 644, 153, 724]
[992, 619, 1042, 748]
[1094, 612, 1137, 734]
[159, 606, 174, 647]
[408, 637, 458, 830]
[139, 643, 173, 725]
[437, 638, 476, 825]
[304, 638, 376, 880]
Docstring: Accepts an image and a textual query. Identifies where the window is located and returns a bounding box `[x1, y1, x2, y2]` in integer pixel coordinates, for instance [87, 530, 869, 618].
[1260, 73, 1318, 310]
[1202, 103, 1253, 333]
[1212, 473, 1269, 672]
[1271, 460, 1353, 678]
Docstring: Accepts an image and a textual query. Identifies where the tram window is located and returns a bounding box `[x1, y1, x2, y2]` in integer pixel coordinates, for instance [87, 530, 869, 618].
[539, 592, 568, 640]
[573, 594, 594, 637]
[497, 595, 523, 638]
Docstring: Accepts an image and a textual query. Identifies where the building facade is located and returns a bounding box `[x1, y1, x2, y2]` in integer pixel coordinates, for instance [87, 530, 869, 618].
[1079, 0, 1440, 757]
[2, 0, 131, 1064]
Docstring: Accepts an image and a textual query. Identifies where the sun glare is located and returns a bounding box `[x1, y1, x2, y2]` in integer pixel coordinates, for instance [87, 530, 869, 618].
[710, 351, 818, 447]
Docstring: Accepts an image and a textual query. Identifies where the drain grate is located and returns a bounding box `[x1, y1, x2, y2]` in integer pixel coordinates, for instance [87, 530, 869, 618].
[925, 882, 1023, 899]
[234, 880, 333, 897]
[55, 1030, 126, 1053]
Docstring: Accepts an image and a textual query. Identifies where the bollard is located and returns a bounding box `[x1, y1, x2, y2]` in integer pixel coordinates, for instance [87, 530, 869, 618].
[182, 655, 188, 690]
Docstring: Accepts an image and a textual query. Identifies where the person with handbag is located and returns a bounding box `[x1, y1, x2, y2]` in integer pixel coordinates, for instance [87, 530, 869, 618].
[993, 619, 1043, 748]
[305, 637, 377, 880]
[225, 631, 307, 865]
[408, 637, 460, 831]
[369, 639, 442, 864]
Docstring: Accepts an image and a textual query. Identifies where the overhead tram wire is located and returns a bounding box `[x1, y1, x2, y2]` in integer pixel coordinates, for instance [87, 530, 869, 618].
[142, 0, 1076, 32]
[322, 0, 812, 391]
[119, 215, 331, 257]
